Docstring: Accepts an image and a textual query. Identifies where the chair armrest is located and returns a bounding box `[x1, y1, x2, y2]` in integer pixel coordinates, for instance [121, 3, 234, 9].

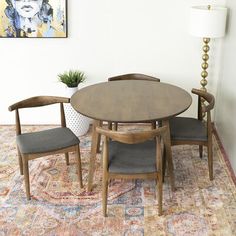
[9, 96, 70, 111]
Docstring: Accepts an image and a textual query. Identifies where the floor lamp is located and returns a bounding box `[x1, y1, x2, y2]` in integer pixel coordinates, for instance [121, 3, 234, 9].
[189, 5, 227, 94]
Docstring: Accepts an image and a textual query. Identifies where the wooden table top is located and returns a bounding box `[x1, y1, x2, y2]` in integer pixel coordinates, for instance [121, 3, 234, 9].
[71, 80, 192, 122]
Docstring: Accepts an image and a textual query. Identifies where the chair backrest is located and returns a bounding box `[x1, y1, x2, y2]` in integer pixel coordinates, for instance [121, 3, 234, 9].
[192, 88, 215, 120]
[192, 89, 215, 138]
[8, 96, 70, 135]
[96, 126, 167, 144]
[108, 73, 160, 82]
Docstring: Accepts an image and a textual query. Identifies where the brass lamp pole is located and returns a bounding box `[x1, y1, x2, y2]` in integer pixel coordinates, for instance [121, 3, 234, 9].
[201, 37, 210, 92]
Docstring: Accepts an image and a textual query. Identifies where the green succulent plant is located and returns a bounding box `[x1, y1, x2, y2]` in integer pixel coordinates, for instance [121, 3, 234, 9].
[58, 70, 85, 88]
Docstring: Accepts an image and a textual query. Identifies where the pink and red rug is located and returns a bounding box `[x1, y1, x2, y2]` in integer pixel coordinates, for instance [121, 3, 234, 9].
[0, 125, 235, 235]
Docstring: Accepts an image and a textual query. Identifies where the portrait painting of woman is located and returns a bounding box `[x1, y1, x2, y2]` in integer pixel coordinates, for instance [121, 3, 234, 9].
[0, 0, 67, 38]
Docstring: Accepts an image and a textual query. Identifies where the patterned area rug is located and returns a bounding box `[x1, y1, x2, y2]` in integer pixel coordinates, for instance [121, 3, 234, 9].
[0, 125, 235, 236]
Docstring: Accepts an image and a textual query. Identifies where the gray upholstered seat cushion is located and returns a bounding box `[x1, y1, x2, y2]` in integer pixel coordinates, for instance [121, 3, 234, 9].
[108, 140, 159, 174]
[16, 127, 80, 154]
[170, 117, 207, 141]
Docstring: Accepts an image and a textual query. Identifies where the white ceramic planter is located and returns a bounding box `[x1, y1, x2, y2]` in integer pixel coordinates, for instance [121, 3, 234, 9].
[64, 87, 90, 137]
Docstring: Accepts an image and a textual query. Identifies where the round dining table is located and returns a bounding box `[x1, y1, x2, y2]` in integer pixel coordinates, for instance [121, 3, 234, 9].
[71, 80, 192, 191]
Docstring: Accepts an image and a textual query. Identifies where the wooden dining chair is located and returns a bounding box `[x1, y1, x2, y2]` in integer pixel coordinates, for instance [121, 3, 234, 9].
[96, 125, 169, 216]
[8, 96, 83, 200]
[169, 88, 215, 180]
[108, 73, 160, 130]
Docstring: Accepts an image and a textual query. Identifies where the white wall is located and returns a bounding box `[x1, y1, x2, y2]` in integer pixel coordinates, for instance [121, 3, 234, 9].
[215, 0, 236, 174]
[0, 0, 226, 124]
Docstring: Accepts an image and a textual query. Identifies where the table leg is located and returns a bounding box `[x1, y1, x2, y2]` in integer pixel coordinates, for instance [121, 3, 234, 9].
[87, 119, 102, 192]
[162, 120, 175, 191]
[96, 121, 102, 153]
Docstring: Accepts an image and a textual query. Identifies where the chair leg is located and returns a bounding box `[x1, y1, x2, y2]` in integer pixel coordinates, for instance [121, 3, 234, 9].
[199, 145, 203, 158]
[102, 175, 108, 217]
[151, 121, 156, 129]
[162, 120, 175, 192]
[75, 145, 83, 188]
[65, 152, 69, 165]
[22, 155, 31, 200]
[157, 174, 163, 216]
[114, 122, 118, 131]
[162, 147, 166, 182]
[108, 122, 112, 130]
[96, 124, 102, 153]
[207, 143, 213, 181]
[17, 147, 23, 175]
[87, 120, 102, 192]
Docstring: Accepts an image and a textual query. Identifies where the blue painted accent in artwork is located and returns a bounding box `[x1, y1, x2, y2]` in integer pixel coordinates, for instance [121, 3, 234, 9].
[43, 22, 54, 37]
[56, 8, 63, 22]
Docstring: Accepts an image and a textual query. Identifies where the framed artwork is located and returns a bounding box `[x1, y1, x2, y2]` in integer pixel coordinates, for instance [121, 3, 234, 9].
[0, 0, 67, 38]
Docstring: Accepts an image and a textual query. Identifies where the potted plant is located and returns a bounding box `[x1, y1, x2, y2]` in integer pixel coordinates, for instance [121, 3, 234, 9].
[58, 70, 90, 137]
[58, 70, 86, 96]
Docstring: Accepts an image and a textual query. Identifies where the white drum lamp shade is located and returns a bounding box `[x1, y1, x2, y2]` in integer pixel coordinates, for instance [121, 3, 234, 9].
[189, 6, 227, 38]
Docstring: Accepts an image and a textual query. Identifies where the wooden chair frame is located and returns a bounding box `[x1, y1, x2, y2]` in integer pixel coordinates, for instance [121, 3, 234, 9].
[107, 73, 160, 130]
[96, 125, 169, 216]
[9, 96, 83, 200]
[171, 88, 215, 180]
